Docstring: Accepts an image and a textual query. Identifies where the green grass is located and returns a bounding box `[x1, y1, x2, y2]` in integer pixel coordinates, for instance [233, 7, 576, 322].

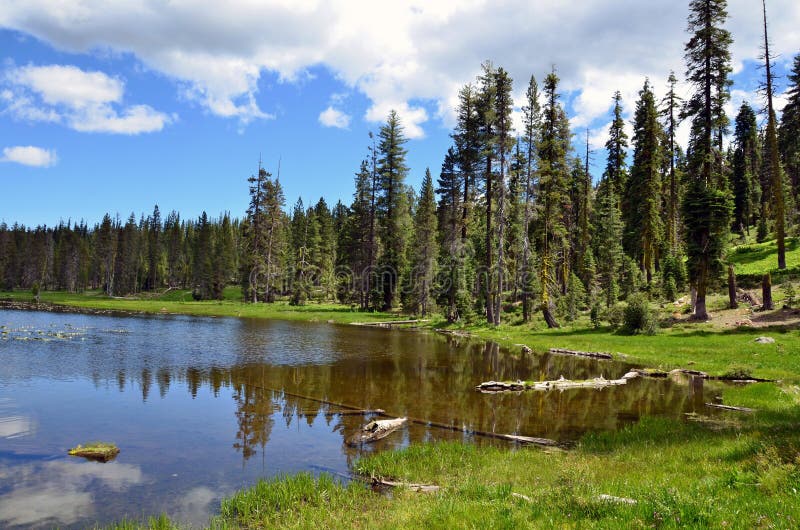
[729, 237, 800, 283]
[0, 288, 406, 325]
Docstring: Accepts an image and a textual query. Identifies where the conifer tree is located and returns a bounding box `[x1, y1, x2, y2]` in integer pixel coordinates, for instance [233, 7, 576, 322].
[409, 169, 438, 316]
[626, 79, 664, 284]
[377, 110, 411, 310]
[682, 0, 734, 320]
[779, 54, 800, 201]
[605, 91, 629, 199]
[731, 102, 760, 232]
[760, 0, 787, 269]
[521, 75, 541, 322]
[536, 70, 571, 328]
[661, 72, 683, 254]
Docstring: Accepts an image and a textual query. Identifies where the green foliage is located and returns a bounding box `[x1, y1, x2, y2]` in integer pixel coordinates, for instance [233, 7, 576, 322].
[783, 282, 797, 308]
[622, 292, 658, 335]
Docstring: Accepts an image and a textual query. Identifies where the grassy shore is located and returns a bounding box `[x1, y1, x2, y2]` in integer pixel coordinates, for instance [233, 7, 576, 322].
[4, 287, 800, 528]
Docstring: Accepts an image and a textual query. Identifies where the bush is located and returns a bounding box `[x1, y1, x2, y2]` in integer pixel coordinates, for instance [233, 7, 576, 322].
[623, 293, 658, 335]
[603, 302, 626, 328]
[590, 302, 601, 328]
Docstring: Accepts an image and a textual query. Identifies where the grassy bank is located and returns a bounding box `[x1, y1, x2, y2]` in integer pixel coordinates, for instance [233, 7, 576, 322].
[4, 288, 800, 528]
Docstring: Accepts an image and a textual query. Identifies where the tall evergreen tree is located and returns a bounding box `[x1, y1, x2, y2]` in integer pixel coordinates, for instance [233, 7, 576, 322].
[605, 91, 629, 199]
[625, 79, 664, 284]
[661, 72, 683, 255]
[779, 54, 800, 201]
[521, 75, 541, 322]
[535, 70, 571, 328]
[760, 0, 787, 269]
[731, 102, 760, 232]
[376, 110, 411, 310]
[682, 0, 734, 320]
[409, 169, 438, 316]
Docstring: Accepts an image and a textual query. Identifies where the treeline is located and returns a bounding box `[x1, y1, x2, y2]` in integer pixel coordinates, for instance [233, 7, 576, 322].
[2, 0, 799, 326]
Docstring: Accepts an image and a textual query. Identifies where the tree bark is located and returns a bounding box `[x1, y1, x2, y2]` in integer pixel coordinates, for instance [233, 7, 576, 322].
[762, 273, 773, 310]
[728, 265, 738, 309]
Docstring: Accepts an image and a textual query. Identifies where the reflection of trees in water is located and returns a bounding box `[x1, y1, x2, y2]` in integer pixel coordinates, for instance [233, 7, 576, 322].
[96, 331, 720, 462]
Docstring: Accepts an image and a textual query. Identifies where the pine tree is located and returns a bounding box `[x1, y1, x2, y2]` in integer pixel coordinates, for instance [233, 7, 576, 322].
[593, 179, 624, 307]
[491, 66, 514, 325]
[476, 61, 498, 324]
[535, 70, 571, 328]
[760, 0, 787, 269]
[779, 54, 800, 202]
[731, 102, 760, 232]
[409, 169, 438, 316]
[145, 205, 162, 291]
[520, 75, 541, 322]
[661, 72, 683, 255]
[377, 110, 411, 310]
[682, 0, 734, 320]
[605, 91, 629, 199]
[435, 147, 464, 321]
[626, 79, 664, 284]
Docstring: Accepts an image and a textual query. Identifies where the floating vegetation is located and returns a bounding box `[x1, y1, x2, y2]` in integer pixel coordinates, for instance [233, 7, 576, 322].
[68, 442, 120, 462]
[2, 324, 89, 342]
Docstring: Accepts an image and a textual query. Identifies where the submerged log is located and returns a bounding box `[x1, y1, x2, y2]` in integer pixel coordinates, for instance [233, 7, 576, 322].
[495, 434, 559, 446]
[549, 348, 613, 360]
[347, 417, 408, 446]
[477, 375, 628, 393]
[325, 408, 385, 417]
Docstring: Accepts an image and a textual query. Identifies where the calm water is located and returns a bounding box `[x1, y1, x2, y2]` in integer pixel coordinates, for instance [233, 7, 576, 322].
[0, 309, 718, 528]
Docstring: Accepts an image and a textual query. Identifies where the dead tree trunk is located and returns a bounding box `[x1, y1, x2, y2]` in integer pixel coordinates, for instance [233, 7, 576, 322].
[762, 274, 773, 310]
[728, 265, 738, 309]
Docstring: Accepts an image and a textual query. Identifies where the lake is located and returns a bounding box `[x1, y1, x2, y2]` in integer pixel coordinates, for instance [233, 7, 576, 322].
[0, 309, 718, 528]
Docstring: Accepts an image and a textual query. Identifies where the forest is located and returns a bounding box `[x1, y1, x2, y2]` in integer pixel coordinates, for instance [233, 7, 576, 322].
[1, 0, 799, 330]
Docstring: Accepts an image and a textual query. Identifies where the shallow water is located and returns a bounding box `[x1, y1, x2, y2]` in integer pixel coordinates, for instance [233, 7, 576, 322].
[0, 309, 718, 528]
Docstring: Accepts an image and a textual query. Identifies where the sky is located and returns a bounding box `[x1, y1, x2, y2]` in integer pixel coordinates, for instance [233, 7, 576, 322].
[1, 0, 799, 228]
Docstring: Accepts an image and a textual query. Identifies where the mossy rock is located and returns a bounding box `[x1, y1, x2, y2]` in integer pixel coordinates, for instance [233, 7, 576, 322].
[68, 442, 120, 462]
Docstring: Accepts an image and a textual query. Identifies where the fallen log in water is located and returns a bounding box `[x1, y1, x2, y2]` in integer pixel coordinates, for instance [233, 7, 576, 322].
[549, 348, 613, 360]
[705, 403, 755, 413]
[372, 477, 440, 493]
[324, 408, 386, 417]
[347, 417, 408, 446]
[477, 374, 631, 393]
[351, 319, 430, 327]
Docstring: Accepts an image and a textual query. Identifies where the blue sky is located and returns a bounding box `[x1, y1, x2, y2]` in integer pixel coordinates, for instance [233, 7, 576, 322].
[1, 1, 799, 227]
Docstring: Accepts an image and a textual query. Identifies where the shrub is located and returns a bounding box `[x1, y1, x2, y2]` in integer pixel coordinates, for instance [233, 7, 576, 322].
[623, 293, 658, 335]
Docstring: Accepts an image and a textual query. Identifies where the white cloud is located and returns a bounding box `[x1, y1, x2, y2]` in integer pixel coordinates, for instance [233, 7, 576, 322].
[0, 0, 798, 135]
[1, 146, 58, 167]
[318, 105, 351, 129]
[3, 64, 172, 134]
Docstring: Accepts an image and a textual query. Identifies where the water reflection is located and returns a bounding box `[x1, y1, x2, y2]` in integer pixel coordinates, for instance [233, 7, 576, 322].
[0, 309, 724, 528]
[0, 460, 144, 528]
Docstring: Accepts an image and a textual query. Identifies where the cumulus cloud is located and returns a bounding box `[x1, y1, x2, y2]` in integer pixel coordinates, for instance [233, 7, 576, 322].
[318, 105, 351, 129]
[1, 145, 58, 167]
[3, 64, 172, 134]
[0, 0, 798, 135]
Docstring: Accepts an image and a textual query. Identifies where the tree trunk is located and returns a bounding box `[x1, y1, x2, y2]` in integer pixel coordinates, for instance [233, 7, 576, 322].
[728, 265, 738, 309]
[762, 273, 773, 310]
[542, 303, 559, 328]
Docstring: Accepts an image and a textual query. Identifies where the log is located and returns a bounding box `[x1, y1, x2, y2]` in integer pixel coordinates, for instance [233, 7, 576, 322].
[495, 434, 559, 446]
[324, 409, 385, 417]
[351, 319, 430, 327]
[477, 375, 628, 393]
[372, 478, 440, 493]
[549, 348, 613, 360]
[704, 403, 755, 413]
[346, 417, 408, 446]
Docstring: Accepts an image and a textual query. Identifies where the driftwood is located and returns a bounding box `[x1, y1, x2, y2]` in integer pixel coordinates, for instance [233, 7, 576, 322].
[372, 478, 440, 493]
[549, 348, 613, 360]
[351, 319, 430, 327]
[705, 403, 755, 413]
[325, 408, 385, 417]
[477, 374, 631, 393]
[347, 417, 408, 446]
